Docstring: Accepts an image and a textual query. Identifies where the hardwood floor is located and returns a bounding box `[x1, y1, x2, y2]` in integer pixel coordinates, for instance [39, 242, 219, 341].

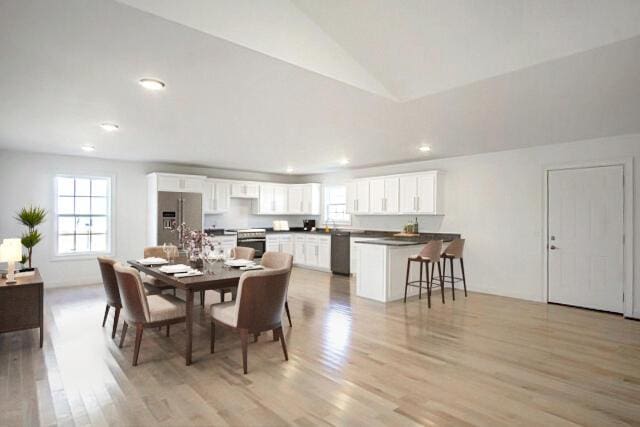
[1, 267, 639, 426]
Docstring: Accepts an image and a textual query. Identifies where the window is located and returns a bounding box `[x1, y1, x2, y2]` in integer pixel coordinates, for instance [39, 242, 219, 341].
[55, 176, 111, 256]
[324, 185, 351, 225]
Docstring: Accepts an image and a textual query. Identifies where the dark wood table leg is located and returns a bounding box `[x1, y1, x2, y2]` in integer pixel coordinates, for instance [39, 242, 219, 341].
[186, 289, 194, 365]
[39, 284, 44, 348]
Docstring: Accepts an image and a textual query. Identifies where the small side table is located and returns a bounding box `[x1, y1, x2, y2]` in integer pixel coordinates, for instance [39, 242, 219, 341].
[0, 268, 43, 347]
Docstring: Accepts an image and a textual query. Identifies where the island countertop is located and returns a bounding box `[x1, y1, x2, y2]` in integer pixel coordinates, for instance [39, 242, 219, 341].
[354, 232, 460, 246]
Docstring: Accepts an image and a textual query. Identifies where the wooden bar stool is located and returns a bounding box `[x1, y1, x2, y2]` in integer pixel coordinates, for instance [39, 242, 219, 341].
[441, 239, 467, 300]
[404, 240, 444, 308]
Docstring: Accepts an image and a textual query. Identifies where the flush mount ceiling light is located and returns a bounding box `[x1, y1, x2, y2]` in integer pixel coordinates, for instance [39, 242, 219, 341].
[286, 167, 294, 174]
[139, 78, 166, 91]
[100, 122, 119, 132]
[339, 158, 350, 166]
[81, 144, 95, 152]
[419, 145, 431, 153]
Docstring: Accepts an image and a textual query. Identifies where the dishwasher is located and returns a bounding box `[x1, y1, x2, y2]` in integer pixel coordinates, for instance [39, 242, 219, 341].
[331, 230, 351, 275]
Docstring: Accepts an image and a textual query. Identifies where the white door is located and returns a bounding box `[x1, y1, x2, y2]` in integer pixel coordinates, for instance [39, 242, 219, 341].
[280, 234, 294, 255]
[266, 235, 280, 252]
[294, 235, 306, 264]
[318, 236, 331, 269]
[399, 176, 417, 213]
[274, 185, 288, 213]
[215, 182, 230, 212]
[416, 173, 435, 214]
[547, 166, 624, 313]
[356, 180, 370, 213]
[305, 236, 319, 266]
[288, 186, 304, 214]
[384, 177, 399, 213]
[346, 182, 357, 214]
[369, 179, 385, 213]
[260, 185, 274, 214]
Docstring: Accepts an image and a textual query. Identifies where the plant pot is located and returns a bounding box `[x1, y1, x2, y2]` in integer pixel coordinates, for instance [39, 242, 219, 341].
[19, 267, 35, 272]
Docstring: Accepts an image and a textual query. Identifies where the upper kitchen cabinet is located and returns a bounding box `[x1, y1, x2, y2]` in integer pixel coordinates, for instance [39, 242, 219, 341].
[230, 181, 259, 198]
[203, 179, 230, 214]
[289, 184, 321, 215]
[255, 183, 288, 215]
[399, 171, 444, 215]
[369, 177, 399, 214]
[153, 173, 206, 193]
[346, 180, 370, 214]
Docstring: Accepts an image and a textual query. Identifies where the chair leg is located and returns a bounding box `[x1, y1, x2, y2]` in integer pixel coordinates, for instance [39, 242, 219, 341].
[119, 321, 128, 348]
[102, 304, 110, 327]
[166, 324, 170, 337]
[426, 262, 432, 308]
[284, 301, 292, 327]
[438, 260, 445, 304]
[240, 329, 249, 374]
[277, 327, 288, 361]
[173, 288, 176, 296]
[253, 333, 259, 343]
[133, 324, 143, 366]
[418, 261, 423, 300]
[460, 257, 468, 297]
[404, 259, 411, 303]
[210, 321, 215, 353]
[450, 257, 455, 300]
[200, 290, 205, 307]
[273, 329, 279, 341]
[112, 307, 120, 339]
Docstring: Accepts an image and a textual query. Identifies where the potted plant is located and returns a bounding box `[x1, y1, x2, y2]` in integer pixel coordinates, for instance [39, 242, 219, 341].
[15, 205, 47, 271]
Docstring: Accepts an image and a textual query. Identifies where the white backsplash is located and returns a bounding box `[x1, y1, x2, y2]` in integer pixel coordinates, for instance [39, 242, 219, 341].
[204, 198, 319, 229]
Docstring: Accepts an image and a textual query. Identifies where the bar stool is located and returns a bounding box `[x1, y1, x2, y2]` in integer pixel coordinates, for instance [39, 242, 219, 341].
[441, 239, 467, 300]
[404, 240, 444, 308]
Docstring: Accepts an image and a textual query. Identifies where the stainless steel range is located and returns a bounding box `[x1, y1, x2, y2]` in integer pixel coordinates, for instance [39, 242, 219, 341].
[235, 228, 266, 258]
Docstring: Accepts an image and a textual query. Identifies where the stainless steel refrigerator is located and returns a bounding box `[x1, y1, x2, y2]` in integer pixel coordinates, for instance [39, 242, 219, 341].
[157, 191, 203, 247]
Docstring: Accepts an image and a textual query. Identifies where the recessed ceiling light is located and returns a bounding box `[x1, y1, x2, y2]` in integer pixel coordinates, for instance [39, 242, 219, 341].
[419, 145, 431, 152]
[81, 144, 95, 152]
[286, 167, 294, 174]
[100, 122, 119, 132]
[139, 78, 166, 91]
[339, 158, 350, 165]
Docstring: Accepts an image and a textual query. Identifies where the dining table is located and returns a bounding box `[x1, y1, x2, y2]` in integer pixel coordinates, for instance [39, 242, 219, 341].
[127, 258, 244, 365]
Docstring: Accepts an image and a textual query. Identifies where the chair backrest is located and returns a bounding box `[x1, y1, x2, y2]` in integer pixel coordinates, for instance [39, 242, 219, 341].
[231, 246, 256, 261]
[144, 245, 178, 259]
[261, 251, 293, 270]
[233, 268, 291, 331]
[97, 256, 121, 307]
[113, 263, 150, 324]
[418, 240, 443, 263]
[444, 238, 465, 258]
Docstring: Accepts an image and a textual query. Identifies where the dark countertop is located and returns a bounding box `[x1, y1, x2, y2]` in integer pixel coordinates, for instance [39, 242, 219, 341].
[353, 232, 461, 246]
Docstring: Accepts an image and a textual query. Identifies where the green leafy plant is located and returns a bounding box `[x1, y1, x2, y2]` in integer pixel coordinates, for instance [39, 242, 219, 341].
[15, 205, 47, 269]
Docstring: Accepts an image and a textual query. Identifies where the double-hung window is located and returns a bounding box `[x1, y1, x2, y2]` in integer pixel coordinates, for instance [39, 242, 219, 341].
[55, 176, 112, 256]
[324, 185, 351, 225]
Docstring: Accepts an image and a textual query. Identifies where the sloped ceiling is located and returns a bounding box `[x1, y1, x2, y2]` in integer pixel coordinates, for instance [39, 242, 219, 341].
[0, 0, 639, 174]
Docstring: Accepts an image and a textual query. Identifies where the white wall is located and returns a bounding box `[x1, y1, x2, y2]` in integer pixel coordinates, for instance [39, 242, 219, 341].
[203, 198, 317, 230]
[305, 134, 640, 318]
[0, 150, 300, 287]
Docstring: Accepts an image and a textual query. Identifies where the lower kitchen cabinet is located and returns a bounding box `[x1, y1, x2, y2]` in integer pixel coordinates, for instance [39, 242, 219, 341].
[211, 235, 237, 253]
[266, 234, 294, 255]
[288, 234, 331, 270]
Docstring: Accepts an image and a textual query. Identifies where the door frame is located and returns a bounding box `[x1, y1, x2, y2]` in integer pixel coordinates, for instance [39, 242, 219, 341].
[542, 158, 634, 317]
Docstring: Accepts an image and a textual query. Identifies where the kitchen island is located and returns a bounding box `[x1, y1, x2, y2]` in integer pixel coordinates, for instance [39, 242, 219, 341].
[355, 234, 460, 302]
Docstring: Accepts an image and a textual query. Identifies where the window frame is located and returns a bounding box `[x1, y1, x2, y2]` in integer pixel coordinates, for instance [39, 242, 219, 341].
[323, 184, 351, 226]
[52, 174, 115, 260]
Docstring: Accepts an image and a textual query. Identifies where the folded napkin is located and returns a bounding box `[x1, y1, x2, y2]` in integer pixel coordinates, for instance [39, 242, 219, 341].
[174, 270, 203, 278]
[159, 264, 191, 274]
[240, 265, 264, 271]
[224, 259, 254, 267]
[137, 257, 168, 265]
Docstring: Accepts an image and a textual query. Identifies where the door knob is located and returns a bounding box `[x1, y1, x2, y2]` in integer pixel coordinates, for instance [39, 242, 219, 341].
[549, 245, 558, 250]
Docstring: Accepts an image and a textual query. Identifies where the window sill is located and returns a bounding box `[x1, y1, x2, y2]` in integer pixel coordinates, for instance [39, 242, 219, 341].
[51, 251, 114, 262]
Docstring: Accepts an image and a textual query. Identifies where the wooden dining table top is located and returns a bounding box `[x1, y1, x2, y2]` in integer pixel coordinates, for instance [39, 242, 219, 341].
[127, 259, 244, 291]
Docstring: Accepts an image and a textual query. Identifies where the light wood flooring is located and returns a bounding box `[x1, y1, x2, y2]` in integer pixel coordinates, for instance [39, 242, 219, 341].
[1, 268, 640, 426]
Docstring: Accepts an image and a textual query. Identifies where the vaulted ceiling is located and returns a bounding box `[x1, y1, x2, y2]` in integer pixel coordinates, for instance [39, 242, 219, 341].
[1, 0, 639, 174]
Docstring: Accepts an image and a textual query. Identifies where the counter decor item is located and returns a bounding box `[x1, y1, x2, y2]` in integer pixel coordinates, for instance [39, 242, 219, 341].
[15, 205, 47, 271]
[0, 238, 22, 283]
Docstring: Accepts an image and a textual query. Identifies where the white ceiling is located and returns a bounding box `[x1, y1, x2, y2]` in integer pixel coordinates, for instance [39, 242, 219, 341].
[1, 0, 639, 174]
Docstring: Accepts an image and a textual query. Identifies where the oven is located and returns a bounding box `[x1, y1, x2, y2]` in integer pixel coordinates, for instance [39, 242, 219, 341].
[235, 228, 266, 258]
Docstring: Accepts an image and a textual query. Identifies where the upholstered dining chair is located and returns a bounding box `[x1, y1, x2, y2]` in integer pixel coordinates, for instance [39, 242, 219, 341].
[404, 240, 444, 308]
[210, 267, 290, 374]
[261, 252, 293, 327]
[97, 256, 122, 339]
[113, 263, 186, 366]
[143, 246, 178, 295]
[212, 246, 257, 305]
[441, 238, 467, 300]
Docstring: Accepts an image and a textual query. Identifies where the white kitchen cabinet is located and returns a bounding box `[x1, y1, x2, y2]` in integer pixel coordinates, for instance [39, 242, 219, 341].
[266, 233, 294, 256]
[288, 185, 304, 214]
[155, 173, 205, 193]
[369, 177, 399, 214]
[294, 235, 306, 264]
[211, 235, 237, 253]
[346, 180, 370, 214]
[398, 171, 443, 214]
[203, 179, 230, 214]
[302, 184, 321, 215]
[304, 236, 318, 266]
[231, 181, 259, 198]
[266, 234, 280, 252]
[293, 234, 330, 270]
[350, 236, 379, 275]
[256, 184, 288, 214]
[274, 185, 287, 213]
[317, 235, 331, 269]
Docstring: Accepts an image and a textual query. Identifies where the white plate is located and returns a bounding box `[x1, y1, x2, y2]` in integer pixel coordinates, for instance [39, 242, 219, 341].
[224, 259, 254, 267]
[137, 257, 168, 266]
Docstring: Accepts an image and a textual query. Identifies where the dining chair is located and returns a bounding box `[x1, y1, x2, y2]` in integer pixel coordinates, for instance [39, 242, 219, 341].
[261, 251, 293, 327]
[113, 263, 186, 366]
[210, 267, 290, 374]
[404, 240, 444, 308]
[143, 246, 178, 296]
[441, 238, 467, 300]
[211, 246, 256, 305]
[97, 256, 122, 339]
